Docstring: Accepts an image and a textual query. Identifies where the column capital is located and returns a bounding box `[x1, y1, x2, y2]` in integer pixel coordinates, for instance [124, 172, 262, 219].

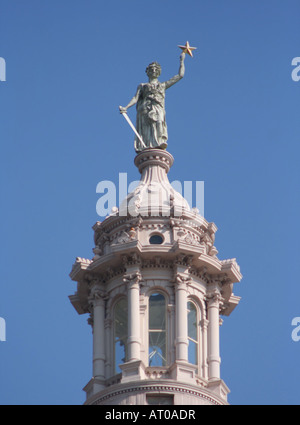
[206, 290, 224, 307]
[174, 272, 191, 288]
[88, 286, 107, 308]
[123, 270, 143, 287]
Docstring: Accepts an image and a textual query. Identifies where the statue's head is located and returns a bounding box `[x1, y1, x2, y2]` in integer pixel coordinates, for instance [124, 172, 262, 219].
[146, 62, 161, 78]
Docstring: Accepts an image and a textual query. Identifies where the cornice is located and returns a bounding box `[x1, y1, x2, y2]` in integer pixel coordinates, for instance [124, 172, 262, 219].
[85, 379, 227, 406]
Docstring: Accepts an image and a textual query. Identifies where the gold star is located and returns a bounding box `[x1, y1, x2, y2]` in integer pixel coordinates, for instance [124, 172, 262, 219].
[178, 41, 197, 57]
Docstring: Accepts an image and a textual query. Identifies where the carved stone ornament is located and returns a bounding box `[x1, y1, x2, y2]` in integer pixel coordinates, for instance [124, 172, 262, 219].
[88, 286, 107, 303]
[114, 227, 137, 244]
[174, 272, 192, 287]
[75, 257, 92, 265]
[117, 231, 132, 244]
[87, 313, 93, 327]
[92, 246, 102, 261]
[121, 253, 141, 266]
[123, 271, 143, 287]
[209, 246, 219, 257]
[85, 274, 102, 287]
[174, 254, 193, 267]
[177, 227, 186, 238]
[206, 290, 224, 307]
[184, 232, 201, 246]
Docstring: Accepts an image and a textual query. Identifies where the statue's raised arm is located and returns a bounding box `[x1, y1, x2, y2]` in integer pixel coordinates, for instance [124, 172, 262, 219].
[119, 42, 196, 153]
[164, 52, 185, 90]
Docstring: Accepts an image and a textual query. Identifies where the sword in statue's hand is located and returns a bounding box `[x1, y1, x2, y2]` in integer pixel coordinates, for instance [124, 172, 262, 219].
[119, 107, 147, 149]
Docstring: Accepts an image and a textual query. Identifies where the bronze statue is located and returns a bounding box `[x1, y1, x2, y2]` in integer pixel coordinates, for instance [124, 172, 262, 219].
[119, 42, 196, 152]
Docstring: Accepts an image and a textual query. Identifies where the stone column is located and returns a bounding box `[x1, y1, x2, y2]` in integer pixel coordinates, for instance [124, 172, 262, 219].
[174, 273, 189, 362]
[207, 290, 223, 380]
[201, 318, 209, 379]
[139, 302, 147, 365]
[168, 303, 176, 364]
[89, 286, 106, 384]
[104, 317, 112, 379]
[123, 271, 142, 362]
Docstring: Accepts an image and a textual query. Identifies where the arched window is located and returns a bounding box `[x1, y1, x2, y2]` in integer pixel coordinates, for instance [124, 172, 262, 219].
[148, 293, 167, 367]
[114, 298, 128, 374]
[187, 301, 198, 365]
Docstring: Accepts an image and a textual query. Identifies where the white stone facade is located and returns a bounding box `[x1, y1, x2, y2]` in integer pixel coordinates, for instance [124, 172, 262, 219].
[69, 149, 242, 405]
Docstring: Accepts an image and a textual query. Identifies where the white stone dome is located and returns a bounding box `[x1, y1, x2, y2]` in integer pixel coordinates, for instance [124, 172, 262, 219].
[119, 149, 190, 218]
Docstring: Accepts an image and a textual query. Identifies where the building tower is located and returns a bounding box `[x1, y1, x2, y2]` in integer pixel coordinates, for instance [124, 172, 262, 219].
[69, 46, 242, 405]
[69, 147, 242, 405]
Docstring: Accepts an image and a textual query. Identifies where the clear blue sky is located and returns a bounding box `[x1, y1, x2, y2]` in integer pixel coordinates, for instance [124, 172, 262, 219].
[0, 0, 299, 405]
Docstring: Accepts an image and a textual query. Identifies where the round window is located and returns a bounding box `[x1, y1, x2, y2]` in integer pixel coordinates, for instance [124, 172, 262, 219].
[149, 234, 164, 245]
